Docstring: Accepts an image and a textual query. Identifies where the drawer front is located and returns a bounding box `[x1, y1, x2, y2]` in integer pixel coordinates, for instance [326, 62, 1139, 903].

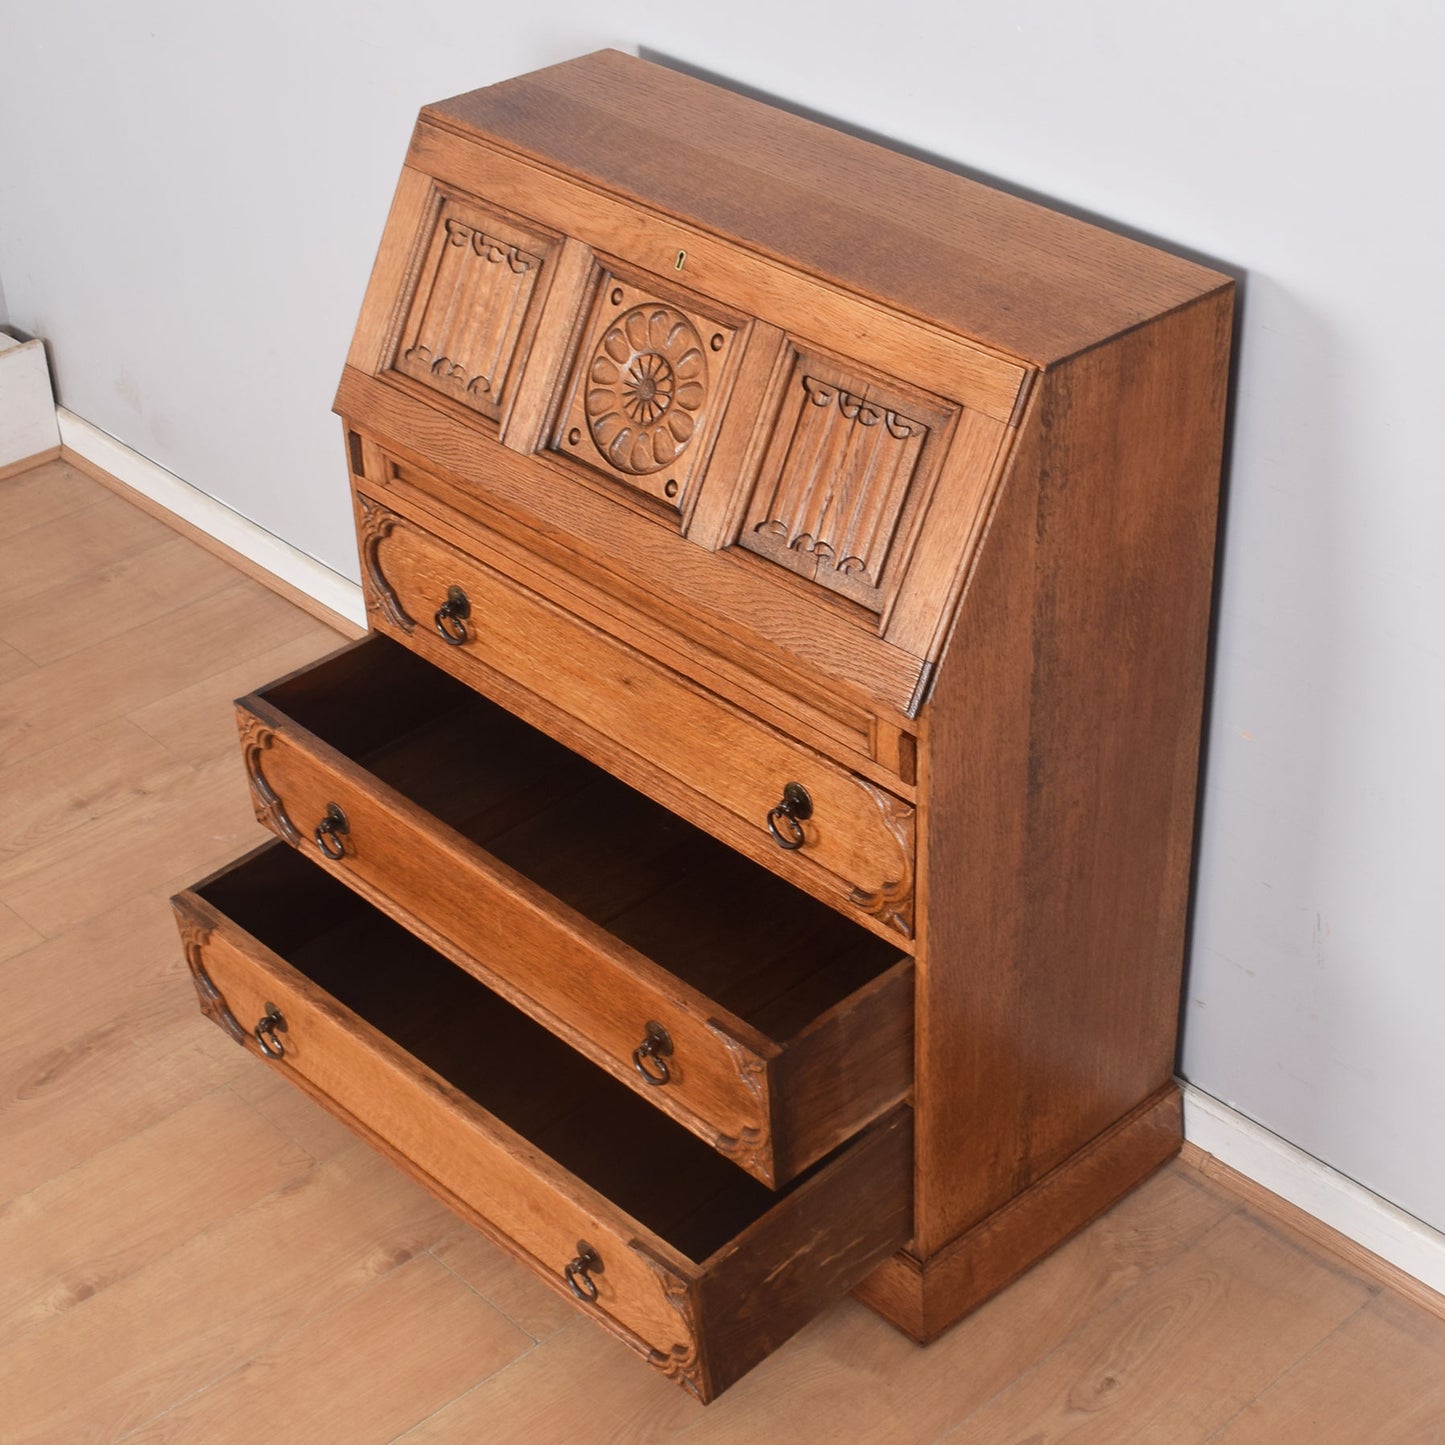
[357, 494, 917, 941]
[236, 638, 914, 1188]
[173, 851, 913, 1402]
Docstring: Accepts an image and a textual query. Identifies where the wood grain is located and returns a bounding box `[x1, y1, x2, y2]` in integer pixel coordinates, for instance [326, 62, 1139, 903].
[1, 456, 1439, 1436]
[935, 1209, 1372, 1442]
[0, 534, 238, 663]
[121, 1253, 531, 1445]
[1213, 1290, 1445, 1442]
[912, 289, 1233, 1263]
[0, 456, 102, 534]
[0, 487, 173, 607]
[61, 446, 367, 640]
[0, 1146, 453, 1442]
[425, 50, 1224, 366]
[0, 1088, 311, 1337]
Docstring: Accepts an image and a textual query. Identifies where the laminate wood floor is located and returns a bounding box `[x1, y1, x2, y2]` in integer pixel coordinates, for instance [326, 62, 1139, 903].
[2, 458, 1441, 1443]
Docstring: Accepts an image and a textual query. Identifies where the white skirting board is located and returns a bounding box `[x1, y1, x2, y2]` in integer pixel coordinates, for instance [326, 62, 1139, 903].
[1181, 1082, 1445, 1297]
[36, 406, 1445, 1307]
[0, 334, 62, 466]
[56, 408, 366, 629]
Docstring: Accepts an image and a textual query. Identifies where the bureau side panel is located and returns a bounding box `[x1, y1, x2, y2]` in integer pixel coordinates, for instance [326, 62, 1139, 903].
[912, 287, 1233, 1256]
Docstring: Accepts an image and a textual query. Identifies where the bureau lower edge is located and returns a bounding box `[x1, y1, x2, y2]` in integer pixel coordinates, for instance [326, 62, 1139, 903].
[174, 842, 913, 1403]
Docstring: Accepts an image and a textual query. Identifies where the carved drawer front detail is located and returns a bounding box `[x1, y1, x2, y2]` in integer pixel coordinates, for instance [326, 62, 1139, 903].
[390, 191, 556, 423]
[553, 270, 743, 512]
[741, 350, 957, 613]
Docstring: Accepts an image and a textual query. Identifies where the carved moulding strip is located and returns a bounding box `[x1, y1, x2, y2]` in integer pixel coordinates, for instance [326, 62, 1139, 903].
[703, 1019, 773, 1181]
[847, 778, 916, 940]
[176, 912, 247, 1046]
[237, 712, 300, 845]
[631, 1240, 708, 1402]
[391, 200, 548, 421]
[355, 496, 415, 633]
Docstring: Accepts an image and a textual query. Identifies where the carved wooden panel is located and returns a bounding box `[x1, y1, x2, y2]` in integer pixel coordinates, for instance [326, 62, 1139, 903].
[739, 349, 956, 612]
[390, 191, 556, 424]
[553, 269, 744, 513]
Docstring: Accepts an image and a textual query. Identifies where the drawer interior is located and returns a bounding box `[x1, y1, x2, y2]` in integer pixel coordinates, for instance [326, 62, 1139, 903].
[200, 843, 854, 1261]
[260, 637, 904, 1042]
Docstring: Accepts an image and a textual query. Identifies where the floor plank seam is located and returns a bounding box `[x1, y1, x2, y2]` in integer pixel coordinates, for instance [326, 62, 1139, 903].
[1195, 1292, 1381, 1444]
[383, 1328, 556, 1443]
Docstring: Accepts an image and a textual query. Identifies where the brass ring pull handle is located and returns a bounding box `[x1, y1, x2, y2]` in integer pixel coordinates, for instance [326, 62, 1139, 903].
[632, 1021, 673, 1086]
[313, 803, 349, 860]
[766, 781, 813, 850]
[563, 1241, 603, 1301]
[254, 1003, 287, 1059]
[434, 585, 471, 646]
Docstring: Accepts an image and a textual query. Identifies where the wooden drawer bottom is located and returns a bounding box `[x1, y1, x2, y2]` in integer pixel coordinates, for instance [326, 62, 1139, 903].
[173, 844, 912, 1402]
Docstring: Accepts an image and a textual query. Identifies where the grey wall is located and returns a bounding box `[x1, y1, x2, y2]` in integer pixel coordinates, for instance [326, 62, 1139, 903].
[2, 4, 1441, 1230]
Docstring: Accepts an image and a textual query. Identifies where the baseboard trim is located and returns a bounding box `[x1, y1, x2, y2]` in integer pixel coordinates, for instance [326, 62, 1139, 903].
[56, 409, 366, 636]
[0, 444, 62, 483]
[1181, 1083, 1445, 1317]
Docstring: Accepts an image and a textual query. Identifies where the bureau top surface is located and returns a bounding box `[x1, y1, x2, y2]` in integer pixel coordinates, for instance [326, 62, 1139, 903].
[425, 49, 1227, 367]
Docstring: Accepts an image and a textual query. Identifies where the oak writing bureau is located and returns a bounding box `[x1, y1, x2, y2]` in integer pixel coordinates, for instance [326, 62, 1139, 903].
[172, 50, 1232, 1403]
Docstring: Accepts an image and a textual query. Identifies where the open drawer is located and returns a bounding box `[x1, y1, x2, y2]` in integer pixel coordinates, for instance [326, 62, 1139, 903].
[236, 635, 913, 1187]
[356, 494, 918, 942]
[173, 844, 912, 1403]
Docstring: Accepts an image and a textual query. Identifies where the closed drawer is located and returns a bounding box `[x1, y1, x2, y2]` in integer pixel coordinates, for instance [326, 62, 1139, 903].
[238, 635, 913, 1187]
[356, 493, 917, 941]
[173, 844, 912, 1404]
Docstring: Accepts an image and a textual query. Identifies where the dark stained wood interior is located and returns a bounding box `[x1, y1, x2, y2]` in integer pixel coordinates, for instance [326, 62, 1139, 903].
[196, 842, 835, 1262]
[257, 636, 904, 1042]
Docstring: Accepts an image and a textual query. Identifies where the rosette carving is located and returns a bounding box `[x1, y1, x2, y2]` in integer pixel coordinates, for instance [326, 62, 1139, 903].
[585, 306, 707, 475]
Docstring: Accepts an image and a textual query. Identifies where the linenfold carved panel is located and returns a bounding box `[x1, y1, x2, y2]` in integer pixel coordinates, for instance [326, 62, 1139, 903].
[740, 350, 956, 612]
[390, 192, 555, 423]
[553, 270, 743, 513]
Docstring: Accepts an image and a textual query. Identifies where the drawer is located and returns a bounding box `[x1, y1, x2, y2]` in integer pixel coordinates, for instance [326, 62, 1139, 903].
[173, 844, 913, 1404]
[238, 635, 913, 1187]
[356, 493, 917, 941]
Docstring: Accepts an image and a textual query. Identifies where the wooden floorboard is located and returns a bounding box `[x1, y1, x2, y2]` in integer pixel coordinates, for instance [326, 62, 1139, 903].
[1, 456, 1441, 1442]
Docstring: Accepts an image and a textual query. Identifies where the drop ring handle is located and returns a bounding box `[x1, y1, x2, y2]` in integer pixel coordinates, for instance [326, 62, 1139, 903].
[434, 585, 471, 646]
[564, 1241, 602, 1301]
[313, 802, 349, 860]
[254, 1003, 287, 1059]
[766, 781, 813, 851]
[632, 1021, 673, 1086]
